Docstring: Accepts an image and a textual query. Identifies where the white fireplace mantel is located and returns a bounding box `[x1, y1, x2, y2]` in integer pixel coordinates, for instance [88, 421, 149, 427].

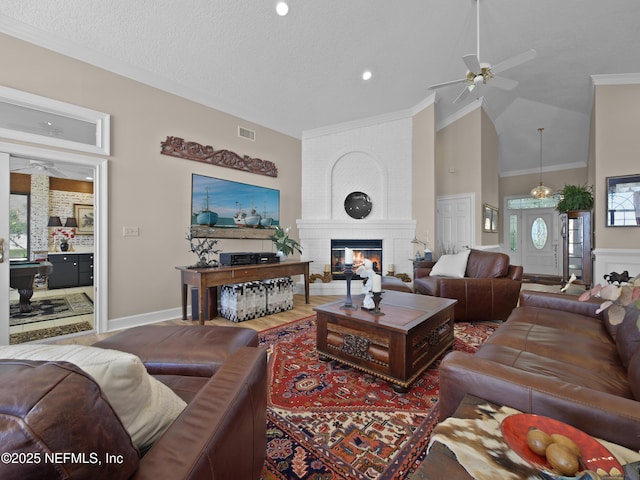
[296, 218, 416, 295]
[298, 114, 416, 296]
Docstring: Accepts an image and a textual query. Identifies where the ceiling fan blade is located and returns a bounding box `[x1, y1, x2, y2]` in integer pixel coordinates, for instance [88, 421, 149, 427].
[488, 75, 519, 90]
[10, 166, 33, 174]
[454, 85, 474, 104]
[490, 49, 536, 74]
[10, 162, 68, 178]
[46, 166, 68, 178]
[428, 77, 468, 90]
[462, 54, 482, 74]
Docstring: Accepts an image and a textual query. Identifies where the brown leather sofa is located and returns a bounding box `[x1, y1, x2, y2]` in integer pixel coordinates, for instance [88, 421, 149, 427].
[438, 290, 640, 450]
[413, 249, 523, 321]
[0, 325, 267, 480]
[381, 275, 413, 293]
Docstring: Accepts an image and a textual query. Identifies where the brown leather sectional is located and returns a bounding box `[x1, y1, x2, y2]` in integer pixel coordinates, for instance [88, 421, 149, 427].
[413, 249, 524, 321]
[0, 325, 267, 480]
[438, 290, 640, 450]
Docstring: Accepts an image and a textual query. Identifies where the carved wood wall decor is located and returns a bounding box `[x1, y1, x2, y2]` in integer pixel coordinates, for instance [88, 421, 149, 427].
[160, 136, 278, 177]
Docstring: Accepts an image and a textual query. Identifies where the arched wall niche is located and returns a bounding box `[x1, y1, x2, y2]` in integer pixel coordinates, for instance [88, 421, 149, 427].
[329, 150, 386, 220]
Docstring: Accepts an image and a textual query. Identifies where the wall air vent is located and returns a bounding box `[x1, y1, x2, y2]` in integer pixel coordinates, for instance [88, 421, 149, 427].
[238, 126, 255, 141]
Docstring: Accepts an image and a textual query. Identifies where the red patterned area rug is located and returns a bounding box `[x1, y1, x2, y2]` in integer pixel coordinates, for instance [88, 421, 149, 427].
[259, 316, 499, 480]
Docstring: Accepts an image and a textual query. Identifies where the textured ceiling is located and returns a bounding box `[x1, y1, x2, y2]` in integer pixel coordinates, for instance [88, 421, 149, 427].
[1, 0, 639, 176]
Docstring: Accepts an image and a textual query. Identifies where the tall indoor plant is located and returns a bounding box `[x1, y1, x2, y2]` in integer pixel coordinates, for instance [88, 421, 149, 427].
[555, 184, 594, 212]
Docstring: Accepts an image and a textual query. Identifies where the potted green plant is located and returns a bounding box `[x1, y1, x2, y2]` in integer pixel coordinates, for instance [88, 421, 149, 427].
[555, 184, 594, 213]
[269, 226, 302, 259]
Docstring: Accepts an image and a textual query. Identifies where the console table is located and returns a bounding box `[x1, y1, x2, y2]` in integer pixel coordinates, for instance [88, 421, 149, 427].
[177, 261, 311, 325]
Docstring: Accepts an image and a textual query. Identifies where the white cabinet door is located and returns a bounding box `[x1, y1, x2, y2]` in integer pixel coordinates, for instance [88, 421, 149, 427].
[437, 194, 474, 253]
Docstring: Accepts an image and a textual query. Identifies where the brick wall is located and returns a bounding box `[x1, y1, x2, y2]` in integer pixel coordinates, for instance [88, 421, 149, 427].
[49, 189, 94, 251]
[298, 114, 416, 294]
[28, 174, 94, 254]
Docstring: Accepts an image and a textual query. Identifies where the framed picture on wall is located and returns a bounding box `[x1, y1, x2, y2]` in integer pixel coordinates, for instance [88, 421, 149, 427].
[190, 174, 280, 239]
[74, 204, 94, 235]
[606, 174, 640, 227]
[483, 204, 499, 233]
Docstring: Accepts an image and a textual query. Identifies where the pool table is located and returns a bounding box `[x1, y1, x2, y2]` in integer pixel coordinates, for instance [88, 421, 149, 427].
[10, 261, 53, 313]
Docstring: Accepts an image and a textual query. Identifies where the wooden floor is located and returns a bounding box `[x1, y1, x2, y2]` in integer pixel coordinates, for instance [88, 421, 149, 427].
[53, 294, 342, 346]
[51, 281, 575, 347]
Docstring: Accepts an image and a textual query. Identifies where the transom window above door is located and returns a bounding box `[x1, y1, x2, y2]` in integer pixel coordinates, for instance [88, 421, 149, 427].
[0, 85, 110, 156]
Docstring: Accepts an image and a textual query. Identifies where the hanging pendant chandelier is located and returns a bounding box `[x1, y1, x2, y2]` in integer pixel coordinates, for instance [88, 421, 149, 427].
[530, 127, 552, 199]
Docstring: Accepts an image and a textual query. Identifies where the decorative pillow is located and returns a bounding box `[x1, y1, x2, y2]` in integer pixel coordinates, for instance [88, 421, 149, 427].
[430, 249, 471, 278]
[0, 359, 139, 480]
[0, 344, 187, 451]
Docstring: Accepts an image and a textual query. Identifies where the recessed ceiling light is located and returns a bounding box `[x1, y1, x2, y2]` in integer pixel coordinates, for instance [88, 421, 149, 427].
[362, 70, 372, 81]
[276, 2, 289, 16]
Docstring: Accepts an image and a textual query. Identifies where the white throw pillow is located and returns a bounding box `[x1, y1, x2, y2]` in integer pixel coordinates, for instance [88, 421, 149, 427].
[429, 249, 471, 278]
[0, 344, 186, 451]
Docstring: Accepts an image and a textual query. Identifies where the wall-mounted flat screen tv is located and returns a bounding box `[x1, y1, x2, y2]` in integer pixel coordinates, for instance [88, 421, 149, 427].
[191, 174, 280, 230]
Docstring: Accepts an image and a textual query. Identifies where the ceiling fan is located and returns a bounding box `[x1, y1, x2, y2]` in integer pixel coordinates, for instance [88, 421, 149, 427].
[11, 160, 68, 178]
[428, 0, 536, 103]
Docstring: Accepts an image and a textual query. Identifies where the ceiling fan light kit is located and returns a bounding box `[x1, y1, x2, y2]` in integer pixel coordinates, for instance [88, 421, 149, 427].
[428, 0, 536, 104]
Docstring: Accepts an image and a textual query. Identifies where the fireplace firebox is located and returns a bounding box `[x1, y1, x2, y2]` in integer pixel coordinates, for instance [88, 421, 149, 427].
[331, 239, 382, 280]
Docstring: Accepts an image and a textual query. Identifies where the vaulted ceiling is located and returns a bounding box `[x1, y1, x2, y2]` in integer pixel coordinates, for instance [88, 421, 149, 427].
[1, 1, 639, 177]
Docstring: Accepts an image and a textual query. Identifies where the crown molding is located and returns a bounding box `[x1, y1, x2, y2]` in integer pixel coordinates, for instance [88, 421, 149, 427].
[0, 16, 298, 138]
[591, 73, 640, 85]
[410, 93, 437, 116]
[302, 93, 437, 140]
[301, 109, 412, 140]
[499, 161, 587, 178]
[0, 16, 152, 89]
[435, 97, 484, 132]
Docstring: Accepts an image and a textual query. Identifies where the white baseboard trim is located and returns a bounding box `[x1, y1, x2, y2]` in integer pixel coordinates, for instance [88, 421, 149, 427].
[106, 306, 190, 333]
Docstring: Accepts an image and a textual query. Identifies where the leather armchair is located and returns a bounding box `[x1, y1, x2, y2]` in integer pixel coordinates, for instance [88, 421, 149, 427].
[413, 249, 523, 321]
[0, 326, 267, 480]
[94, 325, 268, 480]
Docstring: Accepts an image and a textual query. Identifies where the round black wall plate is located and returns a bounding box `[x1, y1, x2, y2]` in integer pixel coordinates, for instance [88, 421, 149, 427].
[344, 191, 372, 219]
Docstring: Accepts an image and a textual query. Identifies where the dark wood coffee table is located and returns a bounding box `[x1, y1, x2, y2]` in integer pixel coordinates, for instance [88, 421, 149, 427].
[314, 291, 456, 392]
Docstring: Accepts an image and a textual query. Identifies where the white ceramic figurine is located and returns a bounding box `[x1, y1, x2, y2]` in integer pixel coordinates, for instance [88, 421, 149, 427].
[356, 259, 375, 309]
